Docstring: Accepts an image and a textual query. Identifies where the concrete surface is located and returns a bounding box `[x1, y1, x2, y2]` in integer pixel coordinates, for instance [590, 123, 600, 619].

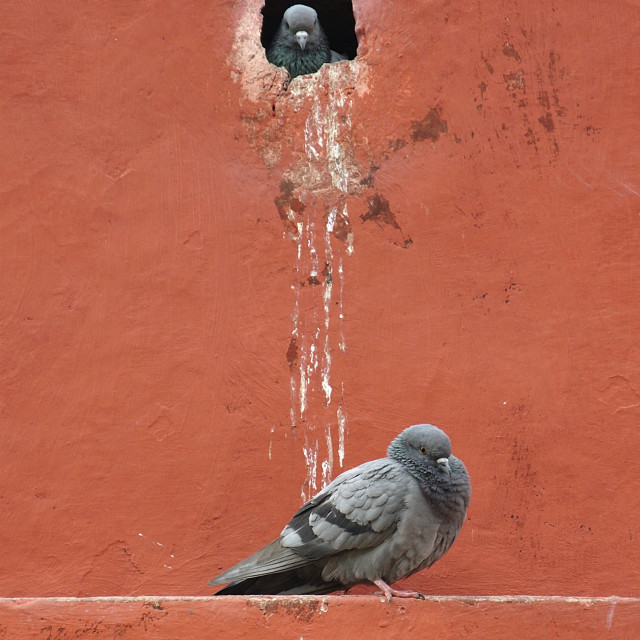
[2, 596, 640, 639]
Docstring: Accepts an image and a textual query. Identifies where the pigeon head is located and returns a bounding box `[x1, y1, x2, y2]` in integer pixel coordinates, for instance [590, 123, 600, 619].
[282, 4, 320, 51]
[388, 424, 453, 477]
[265, 4, 334, 78]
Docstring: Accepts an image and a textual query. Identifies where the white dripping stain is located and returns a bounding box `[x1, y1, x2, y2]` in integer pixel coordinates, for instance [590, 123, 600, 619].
[228, 5, 366, 499]
[302, 443, 318, 502]
[321, 428, 334, 487]
[337, 402, 347, 468]
[289, 280, 299, 430]
[337, 253, 347, 350]
[321, 209, 335, 407]
[341, 202, 355, 256]
[290, 265, 300, 428]
[286, 70, 358, 502]
[299, 349, 307, 417]
[268, 425, 275, 460]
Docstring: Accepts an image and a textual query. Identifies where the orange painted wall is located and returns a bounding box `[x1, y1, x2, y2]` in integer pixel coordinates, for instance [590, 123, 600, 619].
[1, 0, 639, 612]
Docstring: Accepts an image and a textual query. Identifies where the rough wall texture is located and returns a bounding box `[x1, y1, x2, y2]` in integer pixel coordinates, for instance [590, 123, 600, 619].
[1, 0, 639, 616]
[1, 596, 640, 639]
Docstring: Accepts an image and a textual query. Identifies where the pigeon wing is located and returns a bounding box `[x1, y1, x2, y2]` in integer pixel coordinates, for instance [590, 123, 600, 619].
[209, 459, 408, 586]
[280, 459, 408, 559]
[208, 538, 312, 586]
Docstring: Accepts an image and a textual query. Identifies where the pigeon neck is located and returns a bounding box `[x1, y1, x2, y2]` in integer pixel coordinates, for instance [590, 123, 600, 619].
[388, 442, 468, 521]
[415, 469, 466, 520]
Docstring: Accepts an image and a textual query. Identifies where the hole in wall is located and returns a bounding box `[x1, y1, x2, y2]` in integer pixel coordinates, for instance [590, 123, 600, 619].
[261, 0, 358, 66]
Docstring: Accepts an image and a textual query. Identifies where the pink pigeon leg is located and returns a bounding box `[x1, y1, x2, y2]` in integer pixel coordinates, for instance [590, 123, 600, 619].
[372, 579, 426, 602]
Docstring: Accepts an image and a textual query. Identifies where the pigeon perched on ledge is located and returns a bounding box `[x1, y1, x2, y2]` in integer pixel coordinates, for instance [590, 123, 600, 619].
[266, 4, 346, 79]
[209, 424, 471, 600]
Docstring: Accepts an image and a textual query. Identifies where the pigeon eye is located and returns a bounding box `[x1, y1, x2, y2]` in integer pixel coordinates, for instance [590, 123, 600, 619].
[284, 20, 289, 28]
[419, 446, 427, 455]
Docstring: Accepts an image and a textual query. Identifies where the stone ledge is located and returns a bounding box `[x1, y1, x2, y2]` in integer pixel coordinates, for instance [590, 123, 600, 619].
[1, 595, 638, 639]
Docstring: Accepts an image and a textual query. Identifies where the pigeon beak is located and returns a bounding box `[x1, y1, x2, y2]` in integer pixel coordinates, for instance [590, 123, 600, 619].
[295, 30, 308, 50]
[437, 457, 451, 475]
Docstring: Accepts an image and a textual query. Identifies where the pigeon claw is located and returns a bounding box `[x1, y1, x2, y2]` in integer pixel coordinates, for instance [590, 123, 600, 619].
[373, 579, 426, 602]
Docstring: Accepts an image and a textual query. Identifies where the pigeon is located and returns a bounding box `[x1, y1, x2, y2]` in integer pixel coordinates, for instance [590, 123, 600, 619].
[266, 4, 346, 79]
[209, 424, 471, 600]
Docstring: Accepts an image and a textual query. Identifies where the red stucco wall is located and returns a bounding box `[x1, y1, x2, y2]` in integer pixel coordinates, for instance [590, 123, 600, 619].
[1, 0, 640, 634]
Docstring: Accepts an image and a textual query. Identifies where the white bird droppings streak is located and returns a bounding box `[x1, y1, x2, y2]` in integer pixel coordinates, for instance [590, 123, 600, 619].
[302, 443, 318, 503]
[299, 356, 307, 418]
[337, 254, 347, 352]
[268, 425, 275, 460]
[304, 116, 320, 160]
[321, 428, 333, 487]
[291, 74, 354, 499]
[337, 403, 347, 468]
[321, 209, 334, 407]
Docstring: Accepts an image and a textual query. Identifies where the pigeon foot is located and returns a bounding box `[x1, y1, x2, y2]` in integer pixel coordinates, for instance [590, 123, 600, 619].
[372, 579, 426, 603]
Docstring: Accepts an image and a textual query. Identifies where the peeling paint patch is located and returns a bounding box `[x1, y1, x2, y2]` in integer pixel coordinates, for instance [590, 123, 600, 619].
[362, 194, 401, 229]
[538, 112, 555, 132]
[411, 108, 448, 142]
[286, 337, 298, 369]
[275, 180, 306, 238]
[361, 195, 412, 248]
[502, 42, 522, 62]
[504, 69, 526, 92]
[333, 204, 354, 251]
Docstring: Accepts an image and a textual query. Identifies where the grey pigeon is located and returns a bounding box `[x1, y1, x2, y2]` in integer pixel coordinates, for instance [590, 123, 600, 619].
[266, 4, 345, 79]
[209, 424, 471, 600]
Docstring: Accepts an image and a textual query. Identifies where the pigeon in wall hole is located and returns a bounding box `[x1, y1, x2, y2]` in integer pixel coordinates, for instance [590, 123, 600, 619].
[266, 4, 346, 79]
[209, 424, 471, 600]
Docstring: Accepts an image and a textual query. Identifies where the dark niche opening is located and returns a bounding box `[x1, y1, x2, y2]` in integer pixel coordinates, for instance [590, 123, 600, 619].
[261, 0, 358, 67]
